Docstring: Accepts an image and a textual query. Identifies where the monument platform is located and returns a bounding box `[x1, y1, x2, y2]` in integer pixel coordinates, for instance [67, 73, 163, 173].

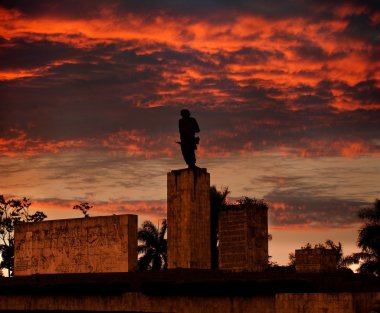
[167, 167, 211, 269]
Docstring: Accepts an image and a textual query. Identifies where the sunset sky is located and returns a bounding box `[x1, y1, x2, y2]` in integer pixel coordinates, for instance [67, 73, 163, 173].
[1, 0, 379, 265]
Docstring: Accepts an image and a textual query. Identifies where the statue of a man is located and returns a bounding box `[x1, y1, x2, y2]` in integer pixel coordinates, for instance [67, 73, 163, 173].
[178, 109, 200, 168]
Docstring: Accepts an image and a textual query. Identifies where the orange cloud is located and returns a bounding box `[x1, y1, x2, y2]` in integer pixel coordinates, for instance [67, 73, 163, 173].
[0, 129, 86, 156]
[1, 4, 377, 92]
[1, 127, 378, 159]
[101, 130, 175, 158]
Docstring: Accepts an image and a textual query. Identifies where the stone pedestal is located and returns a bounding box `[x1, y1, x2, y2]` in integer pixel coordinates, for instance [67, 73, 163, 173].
[219, 203, 268, 271]
[167, 168, 211, 269]
[14, 214, 137, 275]
[295, 248, 337, 273]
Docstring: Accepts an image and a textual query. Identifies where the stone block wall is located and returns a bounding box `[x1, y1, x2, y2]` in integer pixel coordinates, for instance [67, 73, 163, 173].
[295, 248, 337, 273]
[14, 214, 137, 275]
[219, 203, 268, 271]
[167, 168, 211, 269]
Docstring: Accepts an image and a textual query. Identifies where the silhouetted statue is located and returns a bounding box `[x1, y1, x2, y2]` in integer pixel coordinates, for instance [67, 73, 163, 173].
[178, 109, 200, 168]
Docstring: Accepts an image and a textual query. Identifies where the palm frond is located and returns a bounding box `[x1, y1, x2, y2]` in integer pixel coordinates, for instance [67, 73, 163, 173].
[341, 251, 373, 265]
[137, 219, 167, 271]
[210, 186, 229, 212]
[341, 255, 359, 266]
[138, 220, 159, 247]
[158, 219, 167, 243]
[358, 260, 380, 275]
[160, 239, 167, 254]
[358, 199, 380, 222]
[138, 250, 154, 270]
[323, 240, 343, 264]
[151, 253, 163, 270]
[137, 229, 157, 243]
[358, 223, 380, 249]
[139, 220, 158, 238]
[137, 245, 149, 254]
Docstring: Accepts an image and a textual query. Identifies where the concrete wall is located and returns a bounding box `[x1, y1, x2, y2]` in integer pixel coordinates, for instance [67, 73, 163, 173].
[295, 248, 337, 273]
[0, 292, 379, 312]
[276, 293, 354, 313]
[167, 168, 211, 269]
[219, 204, 268, 271]
[353, 292, 380, 313]
[14, 214, 137, 275]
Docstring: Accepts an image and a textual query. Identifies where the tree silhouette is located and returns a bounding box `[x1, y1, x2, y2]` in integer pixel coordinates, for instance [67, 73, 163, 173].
[0, 195, 47, 276]
[324, 239, 345, 268]
[343, 199, 380, 275]
[210, 186, 229, 269]
[73, 202, 92, 218]
[137, 219, 167, 270]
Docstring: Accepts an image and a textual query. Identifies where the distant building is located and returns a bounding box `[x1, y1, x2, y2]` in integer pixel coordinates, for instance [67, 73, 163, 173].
[295, 247, 337, 273]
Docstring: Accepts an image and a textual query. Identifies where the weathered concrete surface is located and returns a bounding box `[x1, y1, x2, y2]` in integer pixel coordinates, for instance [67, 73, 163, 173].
[219, 204, 268, 271]
[276, 293, 354, 313]
[353, 292, 380, 313]
[276, 292, 380, 313]
[167, 168, 211, 269]
[0, 292, 379, 312]
[0, 293, 274, 313]
[295, 248, 337, 273]
[14, 214, 137, 275]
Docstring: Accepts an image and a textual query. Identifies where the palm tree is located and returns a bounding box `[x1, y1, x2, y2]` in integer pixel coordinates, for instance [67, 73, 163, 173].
[210, 186, 229, 269]
[137, 219, 167, 270]
[324, 239, 345, 268]
[343, 199, 380, 275]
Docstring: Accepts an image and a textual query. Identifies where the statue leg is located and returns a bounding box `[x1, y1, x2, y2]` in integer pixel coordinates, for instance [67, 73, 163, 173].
[181, 143, 196, 168]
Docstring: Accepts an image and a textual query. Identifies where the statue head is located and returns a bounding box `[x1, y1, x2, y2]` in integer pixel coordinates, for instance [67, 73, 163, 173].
[180, 109, 191, 118]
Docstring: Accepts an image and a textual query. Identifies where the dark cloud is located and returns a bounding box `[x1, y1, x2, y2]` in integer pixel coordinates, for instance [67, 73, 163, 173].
[344, 80, 380, 106]
[0, 37, 81, 70]
[0, 0, 107, 19]
[268, 189, 365, 227]
[341, 13, 380, 46]
[256, 174, 368, 227]
[220, 47, 285, 65]
[1, 0, 377, 23]
[291, 80, 336, 109]
[292, 42, 329, 61]
[292, 40, 347, 62]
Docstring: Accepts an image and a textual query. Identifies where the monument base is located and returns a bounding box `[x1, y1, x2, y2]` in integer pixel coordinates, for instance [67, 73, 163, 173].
[167, 167, 211, 269]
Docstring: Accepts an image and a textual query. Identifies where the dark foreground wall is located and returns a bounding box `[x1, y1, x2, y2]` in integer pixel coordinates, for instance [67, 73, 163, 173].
[1, 291, 380, 313]
[0, 270, 379, 313]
